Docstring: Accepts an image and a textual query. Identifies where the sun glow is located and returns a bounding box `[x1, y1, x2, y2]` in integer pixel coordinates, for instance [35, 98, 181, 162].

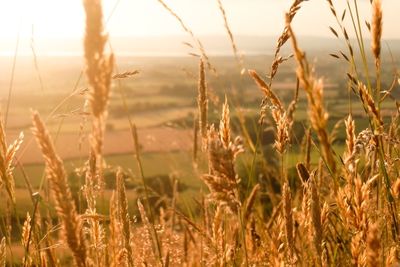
[0, 0, 398, 56]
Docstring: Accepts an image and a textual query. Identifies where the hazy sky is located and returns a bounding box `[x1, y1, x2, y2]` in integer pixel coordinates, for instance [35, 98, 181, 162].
[0, 0, 398, 40]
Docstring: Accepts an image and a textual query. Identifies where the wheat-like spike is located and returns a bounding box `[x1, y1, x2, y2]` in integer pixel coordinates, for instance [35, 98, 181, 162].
[83, 0, 113, 119]
[137, 199, 159, 262]
[371, 0, 382, 63]
[116, 169, 134, 267]
[248, 69, 283, 111]
[267, 0, 305, 84]
[0, 238, 5, 267]
[219, 96, 230, 149]
[211, 204, 224, 264]
[116, 248, 129, 267]
[21, 212, 34, 267]
[112, 70, 139, 79]
[83, 0, 114, 189]
[198, 59, 208, 149]
[193, 115, 199, 162]
[109, 191, 120, 267]
[0, 117, 23, 203]
[366, 223, 380, 267]
[31, 111, 87, 267]
[202, 100, 245, 214]
[248, 69, 294, 154]
[351, 232, 364, 266]
[358, 82, 383, 126]
[83, 148, 106, 265]
[345, 115, 356, 156]
[21, 212, 31, 248]
[39, 252, 48, 267]
[274, 112, 290, 154]
[344, 115, 356, 175]
[385, 247, 398, 267]
[392, 178, 400, 198]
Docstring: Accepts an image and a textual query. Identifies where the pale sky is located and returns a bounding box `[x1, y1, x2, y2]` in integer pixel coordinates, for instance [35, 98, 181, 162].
[0, 0, 398, 47]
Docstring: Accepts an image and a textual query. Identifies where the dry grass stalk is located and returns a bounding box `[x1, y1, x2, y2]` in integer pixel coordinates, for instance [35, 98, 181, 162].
[32, 111, 87, 267]
[282, 183, 295, 262]
[305, 128, 312, 170]
[157, 0, 216, 74]
[83, 0, 114, 188]
[268, 0, 305, 82]
[309, 173, 323, 264]
[243, 184, 260, 222]
[286, 16, 336, 174]
[198, 59, 208, 150]
[216, 0, 244, 73]
[248, 69, 294, 154]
